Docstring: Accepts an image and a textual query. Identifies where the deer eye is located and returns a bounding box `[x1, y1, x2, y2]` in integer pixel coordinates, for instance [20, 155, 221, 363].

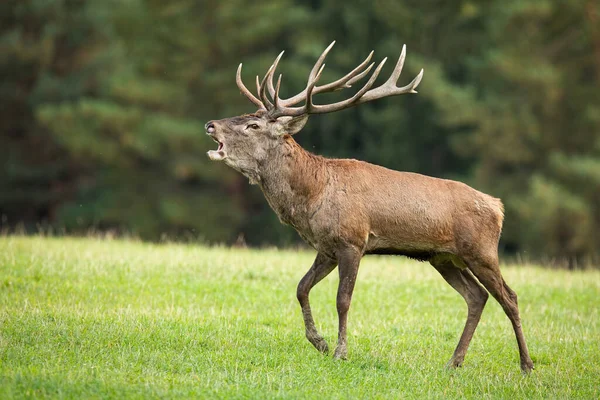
[246, 123, 260, 130]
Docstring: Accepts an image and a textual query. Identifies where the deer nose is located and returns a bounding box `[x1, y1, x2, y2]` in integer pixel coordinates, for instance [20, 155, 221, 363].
[205, 121, 216, 134]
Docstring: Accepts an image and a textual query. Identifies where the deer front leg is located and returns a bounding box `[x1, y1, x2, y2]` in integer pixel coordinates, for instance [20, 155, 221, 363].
[297, 253, 337, 353]
[333, 247, 362, 360]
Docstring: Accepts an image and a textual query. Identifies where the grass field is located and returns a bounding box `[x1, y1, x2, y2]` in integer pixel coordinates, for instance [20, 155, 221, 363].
[1, 236, 599, 399]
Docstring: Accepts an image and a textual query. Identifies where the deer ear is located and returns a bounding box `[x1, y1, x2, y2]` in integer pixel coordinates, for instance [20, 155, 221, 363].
[276, 115, 309, 135]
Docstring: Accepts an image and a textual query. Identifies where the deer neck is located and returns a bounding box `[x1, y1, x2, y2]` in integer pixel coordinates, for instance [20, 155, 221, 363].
[257, 136, 327, 227]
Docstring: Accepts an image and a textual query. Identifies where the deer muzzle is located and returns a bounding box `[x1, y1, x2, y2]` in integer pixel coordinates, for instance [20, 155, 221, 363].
[205, 121, 227, 161]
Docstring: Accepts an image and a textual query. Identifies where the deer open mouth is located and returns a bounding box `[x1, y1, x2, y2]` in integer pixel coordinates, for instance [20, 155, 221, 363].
[207, 138, 227, 161]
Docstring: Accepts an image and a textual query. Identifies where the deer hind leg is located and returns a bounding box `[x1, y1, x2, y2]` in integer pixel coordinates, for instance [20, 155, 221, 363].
[465, 254, 534, 373]
[430, 254, 489, 368]
[297, 252, 337, 353]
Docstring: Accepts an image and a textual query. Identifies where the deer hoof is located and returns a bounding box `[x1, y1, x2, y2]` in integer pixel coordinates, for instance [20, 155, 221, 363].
[333, 346, 347, 360]
[446, 357, 463, 369]
[307, 335, 329, 354]
[521, 360, 535, 374]
[314, 339, 329, 354]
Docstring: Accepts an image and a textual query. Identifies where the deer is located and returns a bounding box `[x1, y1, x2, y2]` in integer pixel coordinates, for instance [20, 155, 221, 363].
[205, 41, 534, 373]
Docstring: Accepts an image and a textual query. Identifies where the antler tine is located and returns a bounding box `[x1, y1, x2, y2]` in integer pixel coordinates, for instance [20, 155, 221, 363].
[309, 41, 335, 81]
[344, 59, 375, 88]
[325, 50, 374, 91]
[349, 60, 386, 99]
[402, 68, 424, 93]
[266, 51, 285, 99]
[304, 63, 326, 112]
[386, 44, 406, 86]
[237, 64, 264, 109]
[308, 57, 387, 114]
[257, 65, 275, 108]
[273, 74, 282, 109]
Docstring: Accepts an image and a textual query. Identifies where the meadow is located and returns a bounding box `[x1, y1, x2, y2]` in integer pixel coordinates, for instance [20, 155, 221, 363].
[0, 236, 599, 399]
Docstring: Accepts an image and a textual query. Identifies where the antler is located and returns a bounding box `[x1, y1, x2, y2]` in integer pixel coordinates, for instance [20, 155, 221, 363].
[236, 42, 424, 118]
[265, 42, 375, 107]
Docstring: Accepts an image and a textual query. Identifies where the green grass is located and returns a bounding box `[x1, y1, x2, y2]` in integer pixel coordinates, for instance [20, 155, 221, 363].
[0, 236, 599, 399]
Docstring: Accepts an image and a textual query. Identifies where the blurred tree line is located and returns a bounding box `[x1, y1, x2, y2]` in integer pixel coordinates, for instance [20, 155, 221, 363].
[1, 0, 599, 265]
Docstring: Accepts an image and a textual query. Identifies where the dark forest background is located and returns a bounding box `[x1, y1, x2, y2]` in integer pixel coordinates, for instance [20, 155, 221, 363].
[1, 0, 599, 265]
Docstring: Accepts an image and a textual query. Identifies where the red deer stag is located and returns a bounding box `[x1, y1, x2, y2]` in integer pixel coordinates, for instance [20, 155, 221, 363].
[205, 42, 534, 373]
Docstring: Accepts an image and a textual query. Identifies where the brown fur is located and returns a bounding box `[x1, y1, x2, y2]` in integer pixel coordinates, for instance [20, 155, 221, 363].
[205, 112, 534, 373]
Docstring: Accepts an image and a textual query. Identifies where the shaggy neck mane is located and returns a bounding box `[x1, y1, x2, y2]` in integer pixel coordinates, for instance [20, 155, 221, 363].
[257, 135, 328, 222]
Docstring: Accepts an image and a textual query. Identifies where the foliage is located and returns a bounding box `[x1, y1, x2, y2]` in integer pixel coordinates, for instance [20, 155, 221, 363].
[459, 1, 600, 264]
[1, 236, 599, 398]
[0, 0, 598, 262]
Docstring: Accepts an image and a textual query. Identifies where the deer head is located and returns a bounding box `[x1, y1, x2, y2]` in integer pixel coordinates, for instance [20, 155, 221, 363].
[206, 41, 423, 179]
